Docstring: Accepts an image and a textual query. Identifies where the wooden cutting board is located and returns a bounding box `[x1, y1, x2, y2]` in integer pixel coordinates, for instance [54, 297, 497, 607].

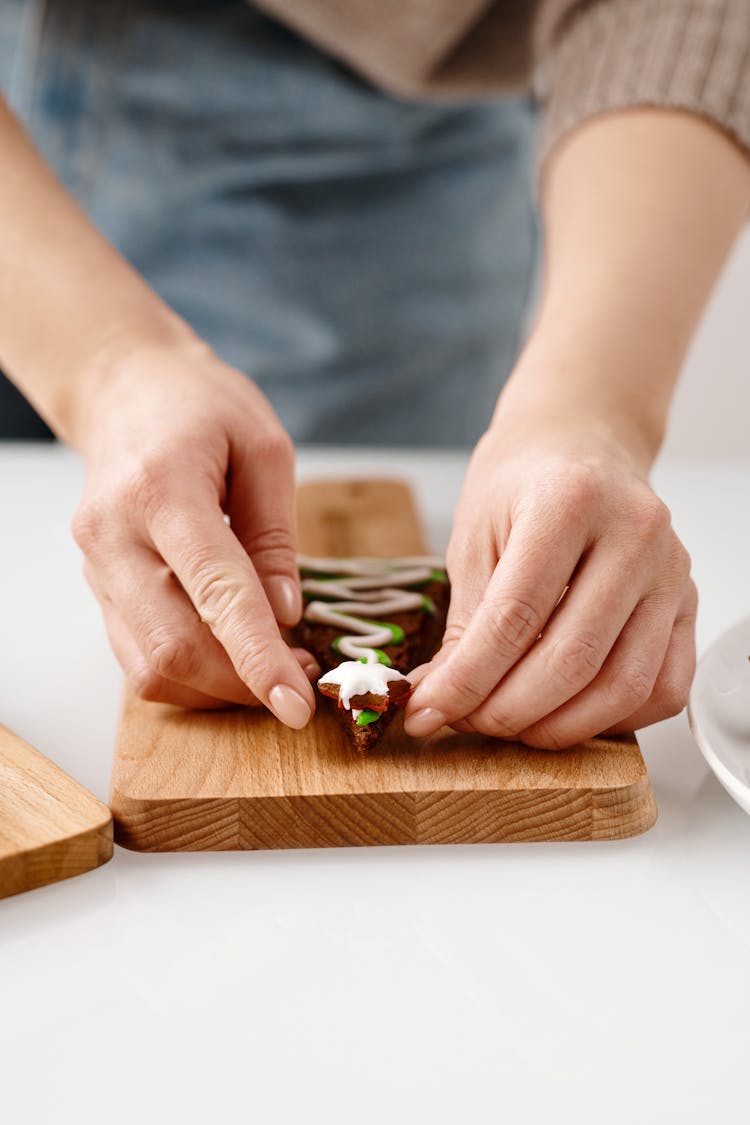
[0, 725, 113, 898]
[110, 479, 657, 849]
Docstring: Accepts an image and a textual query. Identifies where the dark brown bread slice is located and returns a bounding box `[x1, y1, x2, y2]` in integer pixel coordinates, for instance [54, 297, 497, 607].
[295, 575, 449, 754]
[296, 578, 449, 677]
[346, 703, 403, 755]
[318, 678, 412, 755]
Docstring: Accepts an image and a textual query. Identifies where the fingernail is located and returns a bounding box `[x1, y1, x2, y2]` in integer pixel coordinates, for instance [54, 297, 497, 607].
[404, 707, 447, 738]
[303, 659, 321, 680]
[267, 576, 302, 626]
[269, 684, 312, 729]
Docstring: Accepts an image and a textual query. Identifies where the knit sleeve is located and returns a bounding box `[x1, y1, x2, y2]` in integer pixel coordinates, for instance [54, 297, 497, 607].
[535, 0, 750, 173]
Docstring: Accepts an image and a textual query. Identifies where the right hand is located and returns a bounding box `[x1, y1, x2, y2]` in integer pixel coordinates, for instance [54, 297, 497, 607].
[72, 336, 317, 726]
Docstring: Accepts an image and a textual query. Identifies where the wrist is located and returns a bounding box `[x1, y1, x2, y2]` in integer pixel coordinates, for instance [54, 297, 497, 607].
[492, 332, 669, 471]
[69, 313, 202, 453]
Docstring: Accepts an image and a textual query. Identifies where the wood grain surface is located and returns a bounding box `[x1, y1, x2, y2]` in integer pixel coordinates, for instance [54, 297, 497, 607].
[110, 478, 657, 850]
[0, 725, 113, 898]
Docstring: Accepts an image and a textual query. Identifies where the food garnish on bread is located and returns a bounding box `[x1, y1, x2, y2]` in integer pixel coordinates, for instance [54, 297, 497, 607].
[295, 555, 449, 753]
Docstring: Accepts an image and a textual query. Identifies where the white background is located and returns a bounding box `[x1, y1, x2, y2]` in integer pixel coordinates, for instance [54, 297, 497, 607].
[662, 227, 749, 457]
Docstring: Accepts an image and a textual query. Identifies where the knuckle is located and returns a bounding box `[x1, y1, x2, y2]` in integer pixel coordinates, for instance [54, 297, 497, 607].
[613, 662, 655, 711]
[121, 461, 170, 523]
[253, 430, 294, 469]
[441, 671, 487, 713]
[654, 654, 696, 718]
[551, 630, 604, 687]
[190, 560, 244, 627]
[655, 680, 689, 719]
[673, 543, 693, 584]
[242, 523, 294, 565]
[560, 462, 601, 510]
[475, 697, 522, 739]
[441, 620, 467, 650]
[657, 674, 692, 718]
[683, 586, 699, 623]
[130, 665, 167, 703]
[636, 495, 671, 541]
[233, 644, 273, 692]
[483, 595, 542, 653]
[71, 501, 106, 552]
[72, 455, 176, 551]
[149, 632, 200, 683]
[520, 720, 575, 752]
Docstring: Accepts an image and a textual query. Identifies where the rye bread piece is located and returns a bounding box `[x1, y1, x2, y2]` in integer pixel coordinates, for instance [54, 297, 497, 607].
[295, 574, 450, 754]
[296, 577, 449, 678]
[318, 677, 413, 755]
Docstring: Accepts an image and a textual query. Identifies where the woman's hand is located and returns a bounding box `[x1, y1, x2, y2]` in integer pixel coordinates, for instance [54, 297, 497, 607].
[403, 110, 750, 750]
[404, 405, 696, 749]
[72, 337, 317, 725]
[0, 101, 316, 722]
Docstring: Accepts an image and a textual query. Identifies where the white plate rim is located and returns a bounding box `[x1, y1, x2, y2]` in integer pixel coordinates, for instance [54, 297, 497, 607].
[688, 615, 750, 816]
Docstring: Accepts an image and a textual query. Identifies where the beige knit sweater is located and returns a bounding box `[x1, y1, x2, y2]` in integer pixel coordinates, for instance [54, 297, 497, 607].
[251, 0, 750, 167]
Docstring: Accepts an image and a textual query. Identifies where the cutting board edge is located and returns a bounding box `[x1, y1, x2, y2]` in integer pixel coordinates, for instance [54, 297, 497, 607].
[0, 814, 114, 900]
[109, 776, 657, 852]
[590, 773, 659, 841]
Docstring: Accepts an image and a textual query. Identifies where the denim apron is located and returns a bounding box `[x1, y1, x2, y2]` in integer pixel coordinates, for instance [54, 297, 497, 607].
[1, 0, 538, 445]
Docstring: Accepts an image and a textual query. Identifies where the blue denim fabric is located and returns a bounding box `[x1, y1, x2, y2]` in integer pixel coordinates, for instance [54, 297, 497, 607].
[2, 0, 538, 446]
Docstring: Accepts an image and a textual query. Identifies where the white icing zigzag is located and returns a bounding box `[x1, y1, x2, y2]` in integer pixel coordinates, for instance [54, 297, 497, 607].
[298, 554, 445, 664]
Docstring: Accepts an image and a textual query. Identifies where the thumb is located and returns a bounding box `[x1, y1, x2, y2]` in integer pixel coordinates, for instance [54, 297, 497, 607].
[227, 432, 302, 628]
[404, 538, 493, 731]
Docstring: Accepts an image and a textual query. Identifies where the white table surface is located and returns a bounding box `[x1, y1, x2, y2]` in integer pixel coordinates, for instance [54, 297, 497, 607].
[1, 444, 749, 1125]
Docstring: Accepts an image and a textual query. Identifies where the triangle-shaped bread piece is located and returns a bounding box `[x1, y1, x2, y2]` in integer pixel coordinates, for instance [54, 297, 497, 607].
[294, 557, 450, 753]
[317, 662, 412, 754]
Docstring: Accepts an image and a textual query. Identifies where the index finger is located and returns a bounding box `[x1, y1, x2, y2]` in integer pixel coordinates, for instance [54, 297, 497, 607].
[405, 511, 586, 733]
[147, 489, 315, 728]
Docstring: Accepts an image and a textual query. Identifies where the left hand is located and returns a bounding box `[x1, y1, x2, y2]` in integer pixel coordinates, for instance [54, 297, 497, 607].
[404, 411, 697, 749]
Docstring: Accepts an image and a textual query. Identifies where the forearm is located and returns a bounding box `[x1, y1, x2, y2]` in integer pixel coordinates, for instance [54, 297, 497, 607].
[0, 96, 194, 447]
[496, 110, 750, 467]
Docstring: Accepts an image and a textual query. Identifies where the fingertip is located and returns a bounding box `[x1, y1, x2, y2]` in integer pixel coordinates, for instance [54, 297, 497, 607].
[268, 683, 313, 729]
[403, 707, 447, 738]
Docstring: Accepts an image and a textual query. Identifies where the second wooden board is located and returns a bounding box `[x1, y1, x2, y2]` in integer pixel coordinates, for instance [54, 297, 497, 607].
[1, 725, 113, 899]
[110, 479, 657, 850]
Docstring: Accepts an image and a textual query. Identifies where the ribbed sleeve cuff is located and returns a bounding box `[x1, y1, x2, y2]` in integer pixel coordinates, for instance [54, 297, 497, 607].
[536, 0, 750, 175]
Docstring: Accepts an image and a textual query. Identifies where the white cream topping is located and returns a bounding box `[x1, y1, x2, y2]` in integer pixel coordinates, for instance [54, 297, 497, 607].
[298, 555, 444, 577]
[318, 660, 409, 710]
